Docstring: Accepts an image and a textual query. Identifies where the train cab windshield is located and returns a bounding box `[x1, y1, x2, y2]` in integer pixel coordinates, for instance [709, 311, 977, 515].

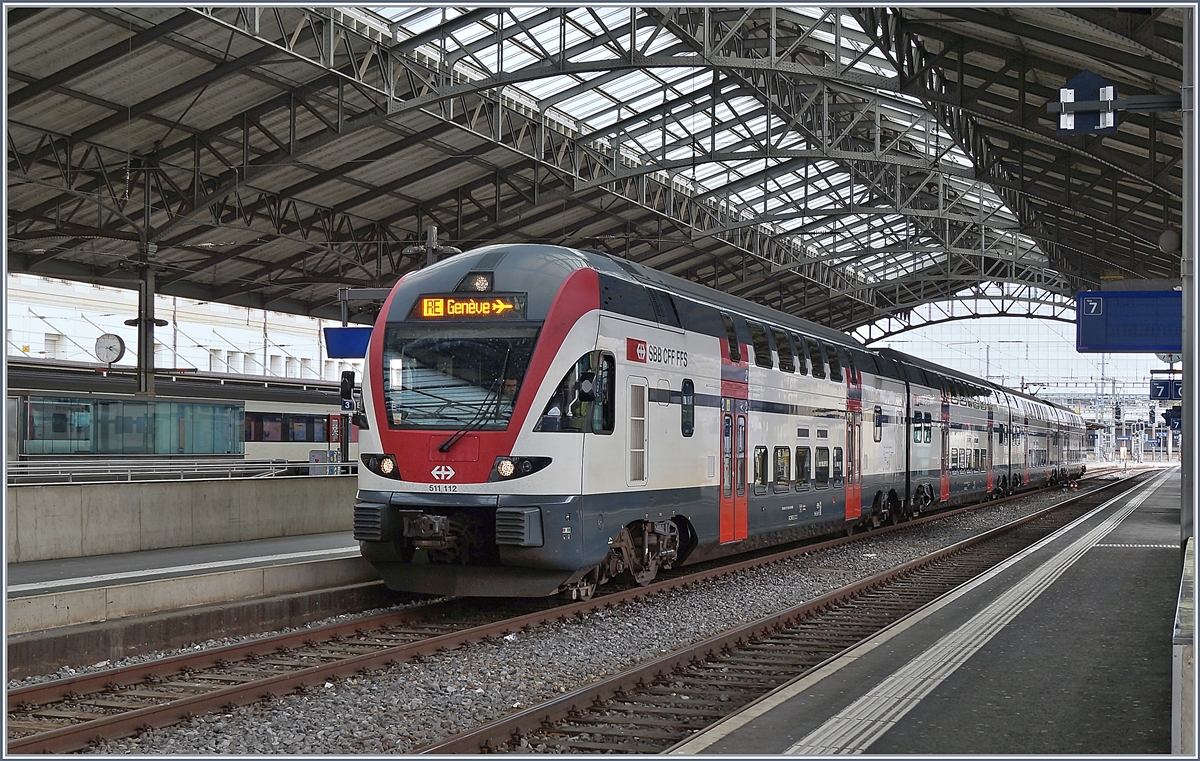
[381, 323, 540, 429]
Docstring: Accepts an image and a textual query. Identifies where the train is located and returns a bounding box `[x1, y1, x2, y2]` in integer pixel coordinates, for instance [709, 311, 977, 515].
[349, 244, 1087, 599]
[7, 358, 359, 462]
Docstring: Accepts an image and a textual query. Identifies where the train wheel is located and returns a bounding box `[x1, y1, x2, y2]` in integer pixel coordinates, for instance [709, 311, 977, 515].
[610, 523, 668, 587]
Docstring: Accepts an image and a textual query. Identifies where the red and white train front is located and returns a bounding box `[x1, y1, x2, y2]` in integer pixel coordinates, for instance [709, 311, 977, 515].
[353, 245, 643, 598]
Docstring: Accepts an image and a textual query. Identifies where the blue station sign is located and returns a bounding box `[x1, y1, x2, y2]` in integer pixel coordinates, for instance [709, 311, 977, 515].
[1076, 291, 1182, 353]
[1150, 378, 1183, 400]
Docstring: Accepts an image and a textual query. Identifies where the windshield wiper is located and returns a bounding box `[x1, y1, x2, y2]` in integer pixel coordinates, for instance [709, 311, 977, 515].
[438, 348, 511, 453]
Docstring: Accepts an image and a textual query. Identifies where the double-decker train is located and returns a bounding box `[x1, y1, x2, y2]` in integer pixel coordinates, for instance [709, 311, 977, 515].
[350, 244, 1086, 599]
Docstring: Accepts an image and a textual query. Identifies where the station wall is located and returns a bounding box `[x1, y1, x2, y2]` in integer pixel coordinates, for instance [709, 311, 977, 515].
[6, 475, 356, 562]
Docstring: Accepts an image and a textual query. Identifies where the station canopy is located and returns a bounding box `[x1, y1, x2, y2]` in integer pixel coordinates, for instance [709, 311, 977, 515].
[5, 7, 1185, 338]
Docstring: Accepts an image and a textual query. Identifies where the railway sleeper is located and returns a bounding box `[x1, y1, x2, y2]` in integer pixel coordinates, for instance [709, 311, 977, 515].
[546, 738, 667, 753]
[603, 703, 728, 718]
[717, 656, 823, 671]
[614, 691, 734, 710]
[546, 723, 684, 741]
[565, 714, 708, 731]
[647, 684, 758, 701]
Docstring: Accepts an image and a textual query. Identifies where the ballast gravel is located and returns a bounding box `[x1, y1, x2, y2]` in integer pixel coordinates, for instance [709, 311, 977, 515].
[58, 484, 1106, 754]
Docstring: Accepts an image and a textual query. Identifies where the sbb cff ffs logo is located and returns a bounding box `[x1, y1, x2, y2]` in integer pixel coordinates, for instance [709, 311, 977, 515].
[626, 337, 688, 367]
[627, 338, 648, 362]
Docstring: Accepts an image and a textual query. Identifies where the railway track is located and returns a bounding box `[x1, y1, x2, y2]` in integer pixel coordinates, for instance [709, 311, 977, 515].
[416, 469, 1156, 753]
[5, 467, 1141, 754]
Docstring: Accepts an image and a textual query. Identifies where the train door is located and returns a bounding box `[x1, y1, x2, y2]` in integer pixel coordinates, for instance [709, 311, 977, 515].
[986, 403, 995, 494]
[940, 389, 950, 502]
[719, 399, 748, 542]
[845, 411, 862, 521]
[843, 348, 863, 522]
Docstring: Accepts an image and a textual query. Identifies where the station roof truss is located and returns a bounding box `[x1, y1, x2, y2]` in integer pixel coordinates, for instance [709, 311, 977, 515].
[5, 6, 1184, 333]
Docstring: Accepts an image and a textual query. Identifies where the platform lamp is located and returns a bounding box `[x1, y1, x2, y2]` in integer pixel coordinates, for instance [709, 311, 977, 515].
[403, 225, 462, 268]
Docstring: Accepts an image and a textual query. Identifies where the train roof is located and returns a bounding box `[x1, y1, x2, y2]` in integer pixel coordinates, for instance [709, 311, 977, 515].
[580, 249, 866, 352]
[8, 357, 342, 406]
[876, 347, 1080, 419]
[389, 244, 867, 353]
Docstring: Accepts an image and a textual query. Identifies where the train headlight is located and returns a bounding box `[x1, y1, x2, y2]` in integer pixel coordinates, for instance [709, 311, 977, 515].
[489, 456, 552, 481]
[362, 453, 401, 479]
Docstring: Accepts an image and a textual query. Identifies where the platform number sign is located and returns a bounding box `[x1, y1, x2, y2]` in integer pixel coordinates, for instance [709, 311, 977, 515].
[1082, 296, 1103, 316]
[1150, 379, 1183, 400]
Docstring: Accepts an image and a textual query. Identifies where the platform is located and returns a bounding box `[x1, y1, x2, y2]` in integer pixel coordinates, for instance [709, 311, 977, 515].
[673, 467, 1183, 755]
[5, 530, 377, 634]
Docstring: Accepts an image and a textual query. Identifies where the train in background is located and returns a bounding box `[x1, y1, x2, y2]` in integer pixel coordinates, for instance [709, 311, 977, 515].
[6, 358, 358, 462]
[347, 244, 1087, 600]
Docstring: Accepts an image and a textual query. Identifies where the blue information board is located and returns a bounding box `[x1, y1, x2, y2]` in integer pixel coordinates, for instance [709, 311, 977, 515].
[323, 326, 372, 358]
[1075, 291, 1182, 352]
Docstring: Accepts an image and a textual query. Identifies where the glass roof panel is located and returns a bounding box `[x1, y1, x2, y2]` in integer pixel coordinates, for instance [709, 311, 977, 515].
[367, 5, 1048, 284]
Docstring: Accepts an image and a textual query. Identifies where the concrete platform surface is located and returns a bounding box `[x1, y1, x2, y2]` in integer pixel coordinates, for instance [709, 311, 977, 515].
[673, 467, 1182, 755]
[7, 530, 359, 597]
[5, 531, 377, 635]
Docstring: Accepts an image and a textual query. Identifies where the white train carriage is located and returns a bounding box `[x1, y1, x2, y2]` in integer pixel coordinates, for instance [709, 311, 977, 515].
[349, 244, 1087, 599]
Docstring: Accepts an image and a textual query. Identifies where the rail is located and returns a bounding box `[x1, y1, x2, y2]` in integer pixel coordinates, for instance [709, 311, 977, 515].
[5, 459, 356, 485]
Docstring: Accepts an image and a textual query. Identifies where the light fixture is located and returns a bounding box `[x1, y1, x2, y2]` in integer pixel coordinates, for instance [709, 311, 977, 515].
[379, 455, 396, 475]
[496, 458, 516, 478]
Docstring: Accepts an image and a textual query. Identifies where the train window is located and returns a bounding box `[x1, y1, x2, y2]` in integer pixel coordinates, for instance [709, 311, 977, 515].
[753, 446, 769, 493]
[792, 333, 809, 375]
[748, 321, 773, 368]
[832, 447, 844, 485]
[913, 413, 923, 443]
[805, 338, 826, 379]
[951, 448, 959, 472]
[593, 353, 616, 434]
[723, 415, 733, 499]
[681, 379, 695, 437]
[798, 427, 810, 438]
[245, 413, 262, 443]
[382, 323, 538, 430]
[842, 348, 856, 383]
[536, 351, 614, 434]
[824, 344, 843, 383]
[772, 328, 795, 373]
[924, 412, 933, 444]
[736, 416, 747, 497]
[873, 406, 883, 443]
[721, 313, 741, 364]
[795, 446, 811, 489]
[815, 447, 830, 487]
[997, 423, 1006, 445]
[262, 414, 282, 442]
[774, 447, 791, 491]
[816, 428, 829, 439]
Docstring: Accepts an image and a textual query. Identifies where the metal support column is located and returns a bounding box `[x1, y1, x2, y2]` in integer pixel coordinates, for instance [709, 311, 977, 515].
[124, 265, 165, 396]
[1184, 6, 1196, 551]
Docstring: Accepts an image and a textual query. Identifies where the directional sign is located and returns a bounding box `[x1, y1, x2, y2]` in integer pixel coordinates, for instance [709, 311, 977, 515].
[1057, 70, 1118, 134]
[410, 293, 528, 321]
[1171, 417, 1182, 431]
[1076, 291, 1182, 352]
[1150, 379, 1184, 400]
